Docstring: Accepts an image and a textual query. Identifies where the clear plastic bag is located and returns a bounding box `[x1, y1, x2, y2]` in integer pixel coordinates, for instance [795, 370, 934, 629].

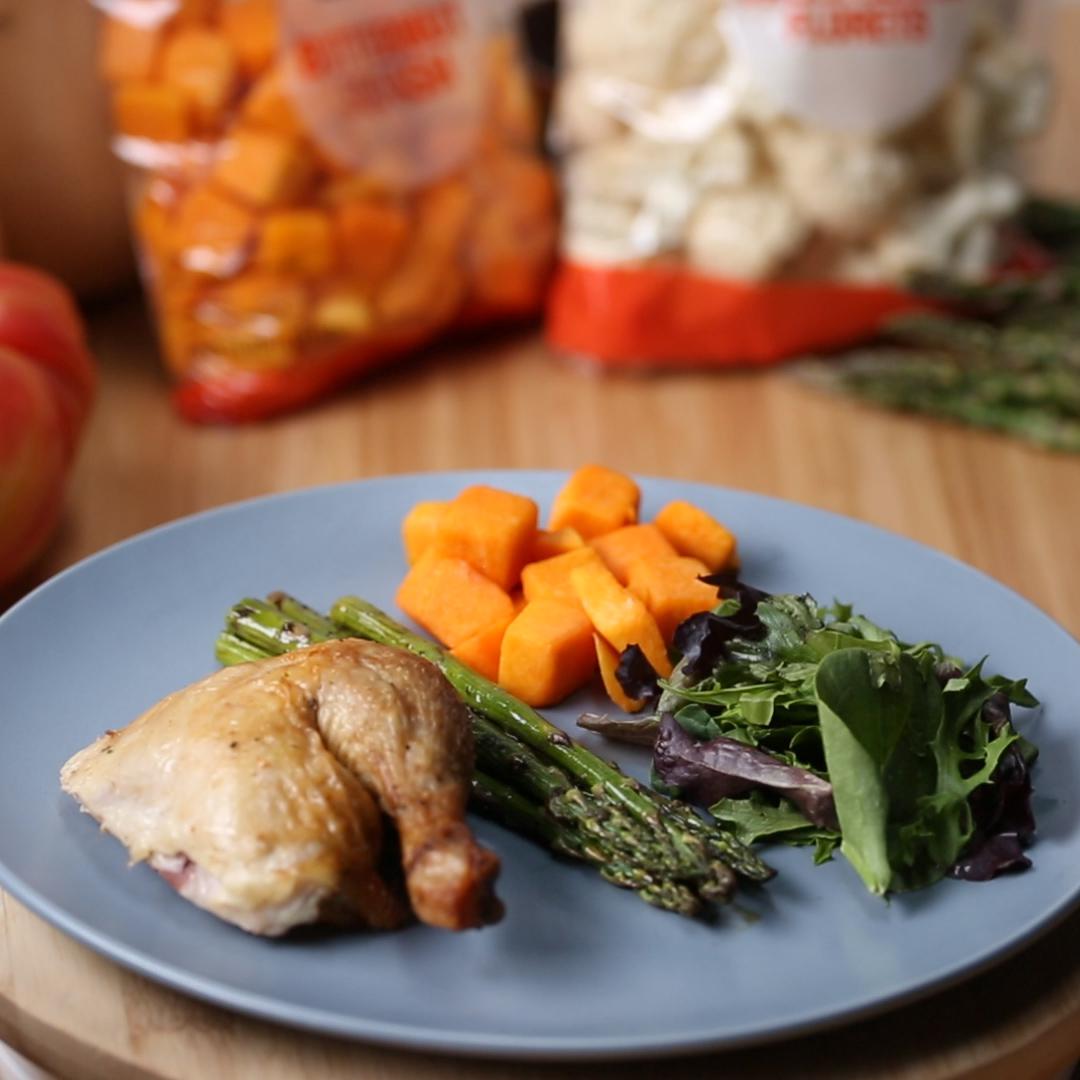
[97, 0, 556, 420]
[545, 0, 1049, 368]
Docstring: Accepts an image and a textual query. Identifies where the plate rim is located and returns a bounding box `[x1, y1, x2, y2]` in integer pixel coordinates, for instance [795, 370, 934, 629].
[2, 469, 1079, 1060]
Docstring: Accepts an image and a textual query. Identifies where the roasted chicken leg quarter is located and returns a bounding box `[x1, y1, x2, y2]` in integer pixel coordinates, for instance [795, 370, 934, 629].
[60, 639, 502, 935]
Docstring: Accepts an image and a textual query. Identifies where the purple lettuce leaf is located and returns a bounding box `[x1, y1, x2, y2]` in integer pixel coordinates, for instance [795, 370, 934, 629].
[950, 691, 1037, 881]
[653, 713, 838, 830]
[614, 644, 661, 706]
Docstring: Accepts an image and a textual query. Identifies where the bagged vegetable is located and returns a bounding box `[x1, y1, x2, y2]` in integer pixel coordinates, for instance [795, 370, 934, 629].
[546, 0, 1049, 367]
[96, 0, 556, 421]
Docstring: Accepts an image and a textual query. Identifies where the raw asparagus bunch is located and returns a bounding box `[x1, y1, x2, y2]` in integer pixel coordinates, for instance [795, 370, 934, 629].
[216, 594, 774, 918]
[799, 343, 1080, 453]
[799, 197, 1080, 452]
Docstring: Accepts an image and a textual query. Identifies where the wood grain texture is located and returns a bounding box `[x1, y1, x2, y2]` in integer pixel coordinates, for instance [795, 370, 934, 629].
[1, 297, 1079, 1079]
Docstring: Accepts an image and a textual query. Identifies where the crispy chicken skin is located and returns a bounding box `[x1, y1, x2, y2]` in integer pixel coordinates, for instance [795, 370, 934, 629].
[60, 640, 502, 935]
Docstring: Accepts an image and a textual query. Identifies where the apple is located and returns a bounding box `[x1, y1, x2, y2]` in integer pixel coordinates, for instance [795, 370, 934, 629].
[0, 263, 95, 587]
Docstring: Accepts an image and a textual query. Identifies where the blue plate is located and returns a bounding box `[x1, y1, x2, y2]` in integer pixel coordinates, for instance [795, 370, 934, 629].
[1, 471, 1077, 1060]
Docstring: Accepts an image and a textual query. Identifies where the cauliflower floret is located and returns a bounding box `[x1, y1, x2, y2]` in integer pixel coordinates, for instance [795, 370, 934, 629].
[553, 72, 626, 150]
[685, 184, 810, 280]
[563, 0, 725, 91]
[565, 135, 697, 203]
[768, 125, 912, 238]
[837, 174, 1022, 284]
[689, 126, 757, 189]
[562, 196, 644, 265]
[970, 37, 1051, 143]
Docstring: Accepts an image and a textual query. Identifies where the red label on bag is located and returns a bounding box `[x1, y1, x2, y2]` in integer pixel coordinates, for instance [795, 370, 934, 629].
[723, 0, 974, 133]
[279, 0, 485, 185]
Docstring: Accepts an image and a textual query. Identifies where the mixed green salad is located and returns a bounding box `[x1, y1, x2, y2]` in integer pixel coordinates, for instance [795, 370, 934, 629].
[582, 578, 1039, 896]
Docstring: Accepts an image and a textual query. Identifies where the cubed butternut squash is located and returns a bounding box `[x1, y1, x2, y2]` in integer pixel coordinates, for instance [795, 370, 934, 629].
[433, 485, 539, 592]
[173, 184, 256, 273]
[161, 28, 239, 129]
[113, 82, 193, 142]
[449, 612, 515, 683]
[401, 500, 448, 564]
[256, 209, 335, 276]
[335, 201, 411, 287]
[414, 178, 473, 261]
[485, 34, 539, 146]
[219, 0, 278, 78]
[195, 273, 306, 366]
[468, 214, 546, 311]
[569, 561, 672, 677]
[396, 552, 515, 648]
[171, 0, 217, 23]
[549, 465, 640, 539]
[310, 290, 374, 337]
[594, 634, 644, 714]
[241, 67, 304, 138]
[520, 546, 603, 607]
[497, 600, 596, 707]
[134, 189, 176, 263]
[589, 523, 678, 585]
[529, 527, 584, 562]
[213, 129, 313, 208]
[377, 256, 465, 328]
[99, 18, 164, 83]
[373, 182, 471, 326]
[626, 555, 718, 642]
[653, 501, 738, 572]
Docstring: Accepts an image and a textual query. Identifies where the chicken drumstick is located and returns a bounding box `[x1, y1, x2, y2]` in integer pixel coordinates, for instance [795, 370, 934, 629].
[60, 639, 502, 935]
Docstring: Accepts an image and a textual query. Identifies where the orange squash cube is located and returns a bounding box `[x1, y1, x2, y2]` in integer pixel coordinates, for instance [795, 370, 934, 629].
[321, 172, 395, 206]
[134, 190, 176, 263]
[433, 485, 539, 592]
[256, 209, 335, 276]
[173, 184, 256, 274]
[497, 600, 597, 707]
[335, 201, 411, 287]
[310, 289, 374, 337]
[589, 524, 678, 585]
[220, 0, 278, 78]
[113, 83, 193, 142]
[626, 555, 719, 642]
[195, 273, 306, 367]
[241, 67, 304, 138]
[162, 28, 239, 129]
[485, 35, 539, 146]
[401, 501, 449, 564]
[99, 18, 164, 83]
[450, 612, 515, 683]
[569, 560, 672, 677]
[171, 0, 218, 23]
[594, 634, 645, 714]
[377, 256, 464, 328]
[653, 501, 738, 572]
[549, 465, 640, 539]
[520, 546, 603, 607]
[529, 527, 584, 562]
[396, 552, 515, 648]
[213, 130, 313, 208]
[414, 178, 473, 261]
[468, 207, 548, 312]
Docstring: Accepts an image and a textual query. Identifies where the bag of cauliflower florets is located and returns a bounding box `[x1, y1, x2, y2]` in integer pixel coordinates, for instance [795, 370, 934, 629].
[545, 0, 1049, 368]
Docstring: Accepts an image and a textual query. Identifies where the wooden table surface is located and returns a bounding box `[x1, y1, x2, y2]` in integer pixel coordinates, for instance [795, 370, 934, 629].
[1, 298, 1079, 1080]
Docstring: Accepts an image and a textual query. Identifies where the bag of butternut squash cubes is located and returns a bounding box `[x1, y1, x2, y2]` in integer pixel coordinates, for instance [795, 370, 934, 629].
[96, 0, 556, 421]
